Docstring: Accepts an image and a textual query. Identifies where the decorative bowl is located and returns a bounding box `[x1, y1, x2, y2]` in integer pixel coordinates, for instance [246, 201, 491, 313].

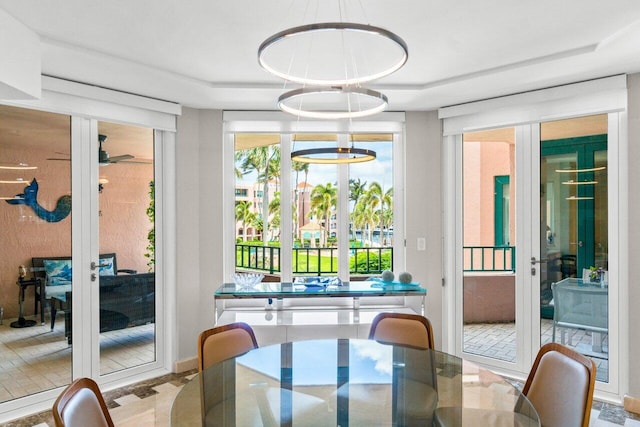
[231, 273, 264, 289]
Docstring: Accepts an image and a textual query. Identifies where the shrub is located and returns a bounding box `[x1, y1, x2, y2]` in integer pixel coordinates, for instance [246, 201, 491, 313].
[350, 251, 392, 273]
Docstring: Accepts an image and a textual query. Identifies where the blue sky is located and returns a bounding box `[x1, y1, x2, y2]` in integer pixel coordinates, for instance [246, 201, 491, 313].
[237, 340, 393, 386]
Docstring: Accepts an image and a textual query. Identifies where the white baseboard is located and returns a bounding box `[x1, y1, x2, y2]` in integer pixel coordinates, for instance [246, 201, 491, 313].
[624, 395, 640, 415]
[174, 357, 197, 373]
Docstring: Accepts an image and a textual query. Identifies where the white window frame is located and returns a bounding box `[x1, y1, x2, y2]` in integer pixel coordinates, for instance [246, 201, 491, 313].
[222, 111, 406, 308]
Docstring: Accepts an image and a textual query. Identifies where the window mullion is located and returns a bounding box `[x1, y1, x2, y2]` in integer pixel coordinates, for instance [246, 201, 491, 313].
[281, 134, 293, 282]
[337, 134, 350, 280]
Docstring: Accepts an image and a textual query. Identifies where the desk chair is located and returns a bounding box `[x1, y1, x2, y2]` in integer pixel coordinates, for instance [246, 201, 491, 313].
[369, 312, 435, 349]
[198, 322, 258, 371]
[52, 377, 114, 427]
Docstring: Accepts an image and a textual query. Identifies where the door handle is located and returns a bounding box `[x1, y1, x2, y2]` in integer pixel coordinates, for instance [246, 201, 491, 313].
[90, 261, 109, 270]
[531, 257, 548, 265]
[569, 241, 584, 247]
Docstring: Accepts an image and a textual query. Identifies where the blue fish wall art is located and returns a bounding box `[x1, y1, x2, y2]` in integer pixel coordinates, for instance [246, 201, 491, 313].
[5, 178, 71, 222]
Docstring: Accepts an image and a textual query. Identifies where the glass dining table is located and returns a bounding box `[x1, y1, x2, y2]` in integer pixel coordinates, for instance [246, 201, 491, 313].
[171, 338, 539, 426]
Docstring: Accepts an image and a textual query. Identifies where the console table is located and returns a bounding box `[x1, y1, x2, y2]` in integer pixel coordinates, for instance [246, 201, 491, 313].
[214, 279, 426, 321]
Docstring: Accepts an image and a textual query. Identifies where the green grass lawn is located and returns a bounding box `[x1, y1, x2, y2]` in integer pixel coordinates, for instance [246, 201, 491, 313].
[235, 245, 391, 274]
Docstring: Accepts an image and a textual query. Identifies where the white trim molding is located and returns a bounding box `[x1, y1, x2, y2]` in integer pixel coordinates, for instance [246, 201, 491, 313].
[439, 75, 627, 135]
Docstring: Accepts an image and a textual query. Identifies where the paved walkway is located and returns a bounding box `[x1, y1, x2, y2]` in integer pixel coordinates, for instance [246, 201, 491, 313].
[464, 318, 609, 383]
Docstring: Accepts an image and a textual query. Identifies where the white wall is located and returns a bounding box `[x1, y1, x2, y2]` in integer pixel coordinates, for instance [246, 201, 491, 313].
[174, 103, 640, 402]
[175, 108, 223, 363]
[626, 74, 640, 398]
[173, 109, 445, 362]
[404, 111, 444, 348]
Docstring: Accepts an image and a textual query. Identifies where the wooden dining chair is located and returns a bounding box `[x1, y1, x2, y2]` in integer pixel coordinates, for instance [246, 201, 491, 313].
[52, 377, 114, 427]
[198, 321, 259, 371]
[369, 312, 435, 349]
[520, 342, 596, 427]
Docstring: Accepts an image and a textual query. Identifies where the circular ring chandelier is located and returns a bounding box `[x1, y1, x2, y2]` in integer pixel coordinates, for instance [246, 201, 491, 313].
[258, 22, 408, 86]
[291, 147, 377, 164]
[278, 86, 388, 119]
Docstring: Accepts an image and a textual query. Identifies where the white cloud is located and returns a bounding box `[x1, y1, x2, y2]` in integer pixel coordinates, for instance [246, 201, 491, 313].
[351, 340, 393, 375]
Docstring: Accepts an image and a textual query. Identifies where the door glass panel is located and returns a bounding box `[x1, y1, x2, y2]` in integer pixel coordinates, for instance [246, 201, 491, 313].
[290, 135, 337, 277]
[0, 105, 72, 401]
[348, 134, 394, 278]
[234, 134, 282, 280]
[98, 122, 156, 375]
[540, 115, 609, 383]
[462, 127, 516, 362]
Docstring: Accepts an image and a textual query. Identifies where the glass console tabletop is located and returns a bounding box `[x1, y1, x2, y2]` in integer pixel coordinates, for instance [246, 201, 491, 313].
[171, 339, 539, 426]
[214, 279, 426, 299]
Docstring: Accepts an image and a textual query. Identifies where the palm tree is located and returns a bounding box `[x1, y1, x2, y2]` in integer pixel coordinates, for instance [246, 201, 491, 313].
[262, 148, 281, 193]
[349, 178, 367, 239]
[363, 182, 393, 246]
[380, 187, 393, 245]
[237, 145, 280, 245]
[309, 183, 337, 246]
[382, 205, 394, 245]
[292, 161, 309, 237]
[351, 204, 366, 246]
[268, 191, 281, 241]
[349, 178, 367, 207]
[352, 202, 379, 246]
[235, 201, 255, 242]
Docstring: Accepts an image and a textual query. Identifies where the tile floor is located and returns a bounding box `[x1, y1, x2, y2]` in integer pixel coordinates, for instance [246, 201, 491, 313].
[0, 312, 155, 403]
[0, 313, 637, 426]
[4, 359, 640, 426]
[464, 318, 609, 383]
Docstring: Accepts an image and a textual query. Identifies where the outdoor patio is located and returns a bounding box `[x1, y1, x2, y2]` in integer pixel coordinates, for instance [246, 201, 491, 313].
[464, 318, 609, 383]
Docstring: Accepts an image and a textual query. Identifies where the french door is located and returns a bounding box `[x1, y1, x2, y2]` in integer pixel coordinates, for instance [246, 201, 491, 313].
[538, 118, 611, 386]
[0, 89, 173, 421]
[452, 113, 619, 395]
[74, 118, 164, 381]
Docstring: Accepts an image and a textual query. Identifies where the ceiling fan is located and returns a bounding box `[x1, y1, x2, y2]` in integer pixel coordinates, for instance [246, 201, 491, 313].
[47, 134, 152, 165]
[98, 134, 134, 164]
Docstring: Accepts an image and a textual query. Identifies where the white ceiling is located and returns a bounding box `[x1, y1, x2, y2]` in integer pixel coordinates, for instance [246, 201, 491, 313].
[2, 0, 640, 111]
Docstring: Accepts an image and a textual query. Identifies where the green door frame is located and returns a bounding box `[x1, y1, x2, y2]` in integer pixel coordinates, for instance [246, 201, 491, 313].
[541, 134, 607, 273]
[494, 175, 510, 246]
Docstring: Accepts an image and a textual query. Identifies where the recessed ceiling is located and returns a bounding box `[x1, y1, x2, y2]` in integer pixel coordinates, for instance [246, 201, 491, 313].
[1, 1, 640, 111]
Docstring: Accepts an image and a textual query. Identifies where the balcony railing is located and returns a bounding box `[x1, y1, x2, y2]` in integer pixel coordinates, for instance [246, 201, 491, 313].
[464, 246, 515, 272]
[235, 244, 513, 275]
[236, 245, 280, 274]
[235, 244, 392, 276]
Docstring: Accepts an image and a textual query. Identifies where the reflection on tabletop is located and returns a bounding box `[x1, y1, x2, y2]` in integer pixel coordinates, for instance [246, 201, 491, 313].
[170, 339, 538, 426]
